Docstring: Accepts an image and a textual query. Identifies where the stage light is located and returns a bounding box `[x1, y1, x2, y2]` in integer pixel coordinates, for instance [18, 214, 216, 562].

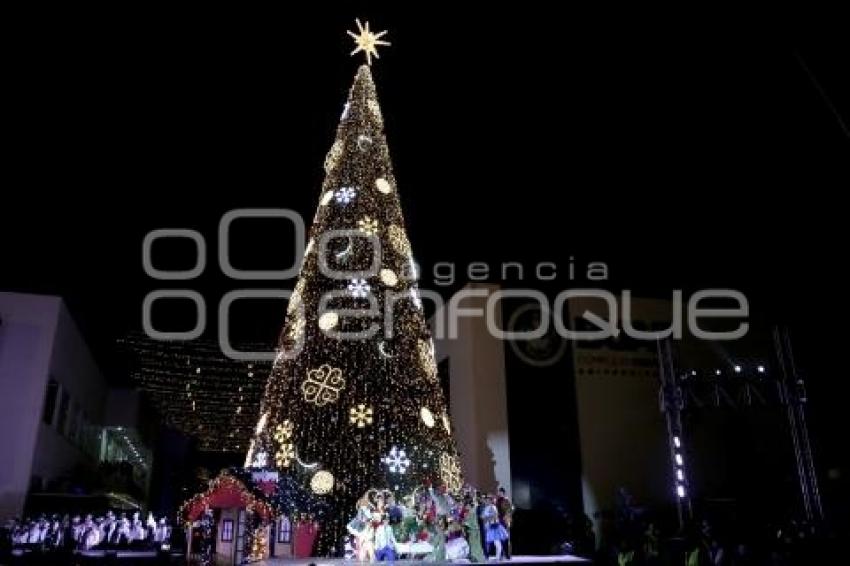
[676, 469, 684, 481]
[677, 485, 686, 498]
[715, 369, 721, 376]
[673, 436, 681, 448]
[734, 365, 742, 373]
[675, 453, 683, 466]
[757, 365, 766, 373]
[690, 370, 697, 376]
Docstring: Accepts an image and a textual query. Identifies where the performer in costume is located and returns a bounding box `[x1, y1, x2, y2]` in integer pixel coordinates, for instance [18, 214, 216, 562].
[496, 487, 514, 560]
[71, 516, 83, 546]
[130, 511, 146, 544]
[445, 517, 470, 561]
[463, 497, 486, 562]
[429, 515, 447, 562]
[146, 512, 157, 542]
[347, 494, 375, 558]
[481, 495, 508, 560]
[357, 513, 379, 563]
[27, 517, 42, 546]
[374, 512, 397, 562]
[101, 511, 116, 546]
[82, 515, 101, 550]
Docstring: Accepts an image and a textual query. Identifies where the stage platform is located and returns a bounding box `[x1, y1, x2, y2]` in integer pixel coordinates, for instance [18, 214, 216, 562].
[259, 556, 589, 565]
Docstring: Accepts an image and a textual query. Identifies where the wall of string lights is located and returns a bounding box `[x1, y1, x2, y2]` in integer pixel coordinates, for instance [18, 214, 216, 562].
[121, 334, 271, 452]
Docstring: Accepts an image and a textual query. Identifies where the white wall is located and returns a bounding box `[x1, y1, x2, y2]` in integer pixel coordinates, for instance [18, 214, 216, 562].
[432, 283, 512, 496]
[0, 292, 108, 519]
[0, 292, 61, 519]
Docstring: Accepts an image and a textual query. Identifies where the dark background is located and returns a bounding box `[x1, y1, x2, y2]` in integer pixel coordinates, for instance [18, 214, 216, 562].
[3, 2, 848, 529]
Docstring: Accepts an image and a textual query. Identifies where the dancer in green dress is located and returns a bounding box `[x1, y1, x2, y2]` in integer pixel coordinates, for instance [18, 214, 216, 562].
[464, 499, 485, 562]
[429, 516, 447, 562]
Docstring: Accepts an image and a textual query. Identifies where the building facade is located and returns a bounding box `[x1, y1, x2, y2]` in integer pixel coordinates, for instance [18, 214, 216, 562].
[0, 292, 152, 519]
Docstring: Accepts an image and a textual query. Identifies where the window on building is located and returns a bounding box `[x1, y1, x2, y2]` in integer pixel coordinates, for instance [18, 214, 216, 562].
[277, 516, 291, 543]
[221, 519, 234, 542]
[56, 390, 70, 436]
[42, 379, 59, 425]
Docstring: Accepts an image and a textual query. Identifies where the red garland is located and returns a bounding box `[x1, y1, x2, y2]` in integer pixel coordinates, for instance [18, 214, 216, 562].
[180, 474, 275, 522]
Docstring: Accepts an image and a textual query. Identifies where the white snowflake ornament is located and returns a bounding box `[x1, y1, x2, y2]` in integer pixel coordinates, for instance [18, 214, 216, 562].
[383, 446, 411, 474]
[348, 278, 371, 298]
[335, 186, 357, 204]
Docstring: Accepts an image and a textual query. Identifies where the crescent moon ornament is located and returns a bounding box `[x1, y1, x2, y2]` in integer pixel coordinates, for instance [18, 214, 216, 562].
[378, 341, 396, 359]
[335, 237, 353, 260]
[295, 450, 319, 470]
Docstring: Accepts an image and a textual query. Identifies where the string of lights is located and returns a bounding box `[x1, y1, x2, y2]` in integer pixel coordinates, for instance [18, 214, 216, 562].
[120, 334, 271, 452]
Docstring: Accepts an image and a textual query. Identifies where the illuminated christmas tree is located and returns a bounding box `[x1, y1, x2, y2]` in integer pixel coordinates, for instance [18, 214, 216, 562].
[246, 21, 461, 556]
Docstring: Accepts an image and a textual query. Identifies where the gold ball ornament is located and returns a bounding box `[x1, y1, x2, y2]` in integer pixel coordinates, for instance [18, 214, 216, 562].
[311, 470, 335, 494]
[318, 311, 339, 331]
[375, 177, 393, 194]
[420, 407, 435, 428]
[380, 268, 398, 287]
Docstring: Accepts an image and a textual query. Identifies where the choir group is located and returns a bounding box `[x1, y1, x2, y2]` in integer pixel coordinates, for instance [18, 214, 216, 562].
[7, 511, 173, 552]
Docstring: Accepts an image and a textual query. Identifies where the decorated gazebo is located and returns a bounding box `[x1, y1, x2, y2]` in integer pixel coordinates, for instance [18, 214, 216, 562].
[181, 471, 277, 564]
[180, 468, 328, 564]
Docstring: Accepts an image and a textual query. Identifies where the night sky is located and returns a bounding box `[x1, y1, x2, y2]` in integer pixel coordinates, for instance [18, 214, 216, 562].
[3, 5, 848, 498]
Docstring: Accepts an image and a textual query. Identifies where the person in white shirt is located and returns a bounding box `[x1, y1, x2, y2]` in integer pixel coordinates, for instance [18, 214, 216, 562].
[374, 513, 397, 563]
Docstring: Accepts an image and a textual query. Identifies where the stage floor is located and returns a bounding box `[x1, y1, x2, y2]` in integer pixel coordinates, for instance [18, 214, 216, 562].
[259, 556, 589, 565]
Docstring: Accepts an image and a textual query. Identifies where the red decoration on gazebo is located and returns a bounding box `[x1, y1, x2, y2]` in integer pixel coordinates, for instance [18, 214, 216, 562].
[180, 473, 275, 522]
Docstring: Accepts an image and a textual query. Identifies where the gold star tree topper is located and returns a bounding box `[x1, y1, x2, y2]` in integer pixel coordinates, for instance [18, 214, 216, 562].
[347, 18, 390, 65]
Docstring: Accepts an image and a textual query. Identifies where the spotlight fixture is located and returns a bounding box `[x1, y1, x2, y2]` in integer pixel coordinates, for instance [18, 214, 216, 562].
[677, 485, 686, 498]
[715, 369, 722, 376]
[733, 364, 742, 373]
[757, 365, 766, 373]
